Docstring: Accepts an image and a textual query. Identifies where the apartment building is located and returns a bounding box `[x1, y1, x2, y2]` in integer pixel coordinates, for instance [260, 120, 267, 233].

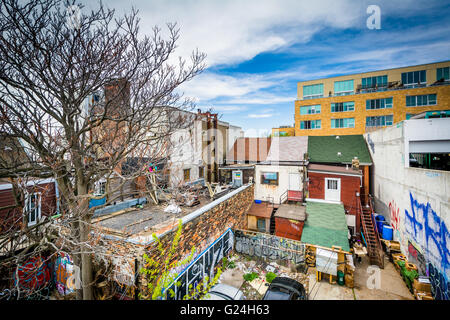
[295, 61, 450, 136]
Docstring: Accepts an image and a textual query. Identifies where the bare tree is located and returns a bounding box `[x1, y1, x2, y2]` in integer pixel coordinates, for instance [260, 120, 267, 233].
[0, 0, 205, 299]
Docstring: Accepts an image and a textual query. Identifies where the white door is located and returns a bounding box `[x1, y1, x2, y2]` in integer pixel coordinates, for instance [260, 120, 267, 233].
[289, 173, 301, 191]
[325, 178, 341, 202]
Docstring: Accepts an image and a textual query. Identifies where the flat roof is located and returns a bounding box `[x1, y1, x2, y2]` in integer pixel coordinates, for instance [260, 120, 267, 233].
[247, 202, 273, 219]
[308, 164, 362, 176]
[274, 204, 306, 221]
[301, 200, 350, 252]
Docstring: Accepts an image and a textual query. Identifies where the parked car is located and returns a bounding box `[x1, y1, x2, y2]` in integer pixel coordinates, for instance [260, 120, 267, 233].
[202, 283, 245, 300]
[262, 277, 307, 300]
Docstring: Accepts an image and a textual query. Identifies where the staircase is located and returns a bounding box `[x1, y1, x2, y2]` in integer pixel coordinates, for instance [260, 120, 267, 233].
[359, 197, 384, 268]
[270, 205, 279, 234]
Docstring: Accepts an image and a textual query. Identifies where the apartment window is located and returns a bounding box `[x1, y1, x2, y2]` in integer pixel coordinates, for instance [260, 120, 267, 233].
[94, 179, 106, 196]
[261, 172, 278, 186]
[199, 166, 204, 179]
[303, 84, 323, 99]
[401, 70, 426, 87]
[300, 120, 321, 130]
[334, 80, 354, 96]
[366, 115, 393, 127]
[331, 118, 355, 128]
[406, 94, 437, 107]
[331, 101, 354, 113]
[361, 75, 388, 89]
[300, 105, 321, 115]
[366, 97, 393, 110]
[436, 67, 450, 81]
[25, 193, 41, 227]
[183, 168, 190, 181]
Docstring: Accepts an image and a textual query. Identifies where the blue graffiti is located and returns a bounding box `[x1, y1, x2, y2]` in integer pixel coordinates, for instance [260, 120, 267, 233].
[404, 192, 450, 299]
[428, 263, 450, 300]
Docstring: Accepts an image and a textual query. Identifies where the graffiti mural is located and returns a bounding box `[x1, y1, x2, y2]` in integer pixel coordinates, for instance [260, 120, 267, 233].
[234, 230, 305, 264]
[54, 253, 75, 295]
[164, 228, 234, 300]
[389, 200, 400, 231]
[407, 241, 426, 275]
[14, 256, 52, 293]
[404, 192, 450, 300]
[428, 263, 450, 300]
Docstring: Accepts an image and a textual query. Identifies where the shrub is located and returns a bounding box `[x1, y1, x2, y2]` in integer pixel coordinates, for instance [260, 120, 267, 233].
[243, 272, 259, 282]
[265, 272, 277, 283]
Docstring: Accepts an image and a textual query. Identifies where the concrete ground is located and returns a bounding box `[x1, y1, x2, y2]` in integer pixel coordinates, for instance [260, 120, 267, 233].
[308, 254, 414, 300]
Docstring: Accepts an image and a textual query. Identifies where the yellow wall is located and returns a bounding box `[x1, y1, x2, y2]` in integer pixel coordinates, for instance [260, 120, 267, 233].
[272, 127, 295, 137]
[295, 61, 450, 136]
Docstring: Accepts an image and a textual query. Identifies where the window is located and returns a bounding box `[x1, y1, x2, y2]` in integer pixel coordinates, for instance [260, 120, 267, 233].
[401, 70, 426, 86]
[300, 105, 321, 115]
[257, 218, 266, 232]
[436, 67, 450, 81]
[300, 120, 321, 130]
[331, 101, 354, 113]
[94, 179, 106, 196]
[327, 179, 338, 190]
[331, 118, 355, 128]
[361, 75, 388, 89]
[183, 168, 190, 181]
[261, 172, 278, 185]
[406, 94, 437, 107]
[366, 97, 393, 110]
[334, 80, 354, 96]
[25, 193, 41, 227]
[199, 166, 204, 179]
[303, 84, 323, 99]
[366, 115, 393, 127]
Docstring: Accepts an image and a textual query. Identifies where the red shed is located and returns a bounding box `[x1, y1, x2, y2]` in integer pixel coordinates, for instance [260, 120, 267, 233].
[307, 164, 362, 236]
[274, 204, 306, 241]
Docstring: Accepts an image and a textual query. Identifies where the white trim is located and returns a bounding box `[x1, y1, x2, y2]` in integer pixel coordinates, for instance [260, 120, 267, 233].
[308, 169, 362, 177]
[305, 198, 343, 205]
[25, 192, 41, 227]
[0, 178, 55, 191]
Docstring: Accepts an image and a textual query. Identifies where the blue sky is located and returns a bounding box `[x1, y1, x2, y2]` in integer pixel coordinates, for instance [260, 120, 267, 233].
[106, 0, 450, 136]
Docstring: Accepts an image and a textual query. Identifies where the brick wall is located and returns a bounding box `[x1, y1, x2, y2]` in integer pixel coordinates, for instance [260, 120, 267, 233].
[98, 184, 254, 298]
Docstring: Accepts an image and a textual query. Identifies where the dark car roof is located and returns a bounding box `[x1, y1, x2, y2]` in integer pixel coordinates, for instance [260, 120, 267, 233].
[263, 277, 307, 300]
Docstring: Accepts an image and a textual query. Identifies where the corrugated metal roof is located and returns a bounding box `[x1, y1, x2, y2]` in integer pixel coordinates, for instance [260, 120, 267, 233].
[226, 137, 272, 163]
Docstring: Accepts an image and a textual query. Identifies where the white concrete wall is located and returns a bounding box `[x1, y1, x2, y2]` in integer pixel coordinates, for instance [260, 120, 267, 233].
[365, 120, 450, 298]
[254, 164, 303, 204]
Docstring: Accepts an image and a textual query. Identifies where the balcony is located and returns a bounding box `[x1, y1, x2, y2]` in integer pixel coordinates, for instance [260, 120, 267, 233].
[297, 80, 450, 101]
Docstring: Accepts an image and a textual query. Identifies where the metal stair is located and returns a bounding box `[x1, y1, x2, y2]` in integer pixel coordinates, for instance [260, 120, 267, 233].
[358, 197, 384, 268]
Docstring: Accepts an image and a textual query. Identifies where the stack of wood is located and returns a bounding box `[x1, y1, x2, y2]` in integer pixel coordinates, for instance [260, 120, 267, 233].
[413, 277, 433, 300]
[344, 254, 355, 288]
[382, 239, 401, 257]
[305, 246, 316, 267]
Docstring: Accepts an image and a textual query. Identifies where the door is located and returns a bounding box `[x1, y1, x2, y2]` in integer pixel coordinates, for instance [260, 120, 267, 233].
[325, 178, 341, 202]
[288, 173, 301, 191]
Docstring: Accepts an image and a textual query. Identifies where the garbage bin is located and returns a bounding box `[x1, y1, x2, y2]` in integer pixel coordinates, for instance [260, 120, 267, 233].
[337, 270, 345, 286]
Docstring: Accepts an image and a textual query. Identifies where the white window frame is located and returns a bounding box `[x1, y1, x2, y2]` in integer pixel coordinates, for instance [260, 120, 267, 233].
[94, 178, 107, 196]
[24, 192, 41, 227]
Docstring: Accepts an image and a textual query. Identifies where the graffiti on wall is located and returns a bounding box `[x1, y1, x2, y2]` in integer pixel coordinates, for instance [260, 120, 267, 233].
[407, 241, 426, 275]
[234, 229, 305, 264]
[54, 253, 75, 295]
[404, 192, 449, 276]
[164, 228, 234, 300]
[403, 192, 450, 300]
[428, 263, 450, 300]
[13, 256, 52, 293]
[389, 200, 400, 231]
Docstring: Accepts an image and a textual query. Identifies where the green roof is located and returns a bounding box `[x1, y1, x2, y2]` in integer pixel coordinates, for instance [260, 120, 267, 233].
[307, 135, 372, 164]
[301, 201, 350, 252]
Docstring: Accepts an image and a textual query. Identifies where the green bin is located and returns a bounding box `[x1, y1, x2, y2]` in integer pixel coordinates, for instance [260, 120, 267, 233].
[337, 270, 345, 286]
